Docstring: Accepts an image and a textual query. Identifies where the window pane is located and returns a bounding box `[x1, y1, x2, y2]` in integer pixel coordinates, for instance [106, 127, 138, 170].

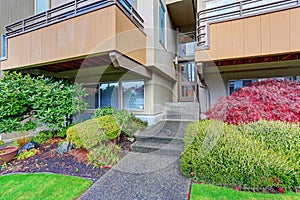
[99, 82, 119, 109]
[1, 35, 7, 58]
[35, 0, 49, 14]
[120, 0, 135, 11]
[123, 80, 144, 110]
[297, 76, 300, 82]
[84, 84, 99, 109]
[159, 1, 165, 46]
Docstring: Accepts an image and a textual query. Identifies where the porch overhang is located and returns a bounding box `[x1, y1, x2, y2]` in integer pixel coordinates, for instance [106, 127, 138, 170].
[166, 0, 196, 27]
[19, 51, 151, 80]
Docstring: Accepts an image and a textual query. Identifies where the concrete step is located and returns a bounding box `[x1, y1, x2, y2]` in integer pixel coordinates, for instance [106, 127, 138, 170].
[163, 102, 200, 120]
[135, 135, 183, 145]
[131, 140, 184, 156]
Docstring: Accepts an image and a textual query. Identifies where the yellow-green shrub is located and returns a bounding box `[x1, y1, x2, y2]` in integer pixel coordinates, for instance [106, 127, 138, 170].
[66, 116, 120, 149]
[181, 120, 300, 190]
[66, 116, 121, 167]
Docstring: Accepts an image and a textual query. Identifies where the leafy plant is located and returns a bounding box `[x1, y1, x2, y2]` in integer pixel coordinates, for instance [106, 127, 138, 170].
[94, 106, 115, 116]
[16, 149, 39, 160]
[0, 140, 3, 146]
[0, 71, 87, 133]
[87, 143, 121, 168]
[206, 80, 300, 125]
[181, 120, 300, 190]
[33, 130, 53, 144]
[56, 126, 69, 138]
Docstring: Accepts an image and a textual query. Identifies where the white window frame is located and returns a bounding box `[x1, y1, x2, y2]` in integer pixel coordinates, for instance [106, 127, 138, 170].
[121, 79, 145, 111]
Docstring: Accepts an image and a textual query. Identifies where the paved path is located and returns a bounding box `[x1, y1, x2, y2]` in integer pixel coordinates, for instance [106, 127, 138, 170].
[79, 121, 191, 200]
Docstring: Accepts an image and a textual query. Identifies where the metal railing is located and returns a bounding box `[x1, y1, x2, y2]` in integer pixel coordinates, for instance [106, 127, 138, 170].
[5, 0, 144, 38]
[197, 0, 300, 48]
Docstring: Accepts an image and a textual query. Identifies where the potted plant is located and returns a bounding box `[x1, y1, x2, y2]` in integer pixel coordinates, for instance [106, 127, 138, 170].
[0, 146, 18, 165]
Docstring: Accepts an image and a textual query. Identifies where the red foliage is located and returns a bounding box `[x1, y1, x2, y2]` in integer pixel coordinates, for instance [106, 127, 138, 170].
[206, 80, 300, 125]
[278, 187, 285, 194]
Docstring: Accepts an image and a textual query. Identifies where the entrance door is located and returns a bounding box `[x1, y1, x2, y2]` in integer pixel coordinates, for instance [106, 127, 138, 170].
[178, 62, 197, 102]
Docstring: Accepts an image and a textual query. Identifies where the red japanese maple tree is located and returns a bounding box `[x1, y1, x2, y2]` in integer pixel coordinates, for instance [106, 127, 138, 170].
[206, 80, 300, 125]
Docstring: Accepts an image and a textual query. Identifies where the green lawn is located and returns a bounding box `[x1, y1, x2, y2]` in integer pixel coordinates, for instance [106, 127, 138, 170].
[191, 184, 300, 200]
[0, 173, 92, 200]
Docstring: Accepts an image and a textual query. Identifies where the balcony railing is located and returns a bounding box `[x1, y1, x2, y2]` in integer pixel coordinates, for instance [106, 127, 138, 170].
[197, 0, 300, 49]
[178, 32, 196, 58]
[5, 0, 144, 38]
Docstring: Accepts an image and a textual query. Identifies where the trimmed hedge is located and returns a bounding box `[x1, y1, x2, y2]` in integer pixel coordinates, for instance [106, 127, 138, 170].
[181, 120, 300, 190]
[66, 116, 120, 149]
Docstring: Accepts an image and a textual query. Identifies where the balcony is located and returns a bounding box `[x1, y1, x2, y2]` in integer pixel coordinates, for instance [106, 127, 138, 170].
[195, 0, 300, 62]
[1, 0, 148, 78]
[178, 31, 196, 59]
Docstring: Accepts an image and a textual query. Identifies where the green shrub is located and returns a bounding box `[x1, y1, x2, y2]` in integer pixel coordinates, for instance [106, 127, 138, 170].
[66, 126, 85, 148]
[56, 126, 69, 138]
[87, 143, 121, 168]
[97, 116, 120, 140]
[237, 120, 300, 156]
[34, 130, 53, 144]
[94, 106, 115, 117]
[95, 107, 147, 137]
[0, 71, 87, 134]
[66, 116, 122, 168]
[66, 116, 120, 149]
[181, 120, 299, 190]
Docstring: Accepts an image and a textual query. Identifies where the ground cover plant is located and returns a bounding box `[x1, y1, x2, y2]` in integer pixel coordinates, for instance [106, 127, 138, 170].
[181, 120, 300, 192]
[0, 173, 92, 200]
[206, 80, 300, 124]
[190, 184, 300, 200]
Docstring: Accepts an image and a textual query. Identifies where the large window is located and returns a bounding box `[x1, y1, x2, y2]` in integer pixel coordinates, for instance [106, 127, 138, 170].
[99, 82, 119, 109]
[84, 80, 144, 111]
[159, 1, 166, 47]
[228, 76, 293, 95]
[123, 80, 145, 111]
[35, 0, 49, 14]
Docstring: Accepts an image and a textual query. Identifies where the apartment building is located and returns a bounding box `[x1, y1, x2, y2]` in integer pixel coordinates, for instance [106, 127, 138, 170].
[1, 0, 299, 123]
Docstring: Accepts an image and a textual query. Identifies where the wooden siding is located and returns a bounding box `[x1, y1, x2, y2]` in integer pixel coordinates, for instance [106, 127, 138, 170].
[1, 5, 146, 70]
[195, 6, 300, 62]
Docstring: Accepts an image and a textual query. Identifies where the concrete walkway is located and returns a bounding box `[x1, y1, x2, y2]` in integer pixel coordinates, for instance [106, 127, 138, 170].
[79, 121, 191, 200]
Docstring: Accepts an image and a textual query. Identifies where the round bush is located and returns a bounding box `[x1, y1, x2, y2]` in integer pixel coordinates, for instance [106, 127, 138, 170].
[181, 120, 299, 190]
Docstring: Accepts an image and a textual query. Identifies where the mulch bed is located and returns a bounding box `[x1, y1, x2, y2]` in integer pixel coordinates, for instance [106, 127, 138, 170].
[0, 136, 132, 182]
